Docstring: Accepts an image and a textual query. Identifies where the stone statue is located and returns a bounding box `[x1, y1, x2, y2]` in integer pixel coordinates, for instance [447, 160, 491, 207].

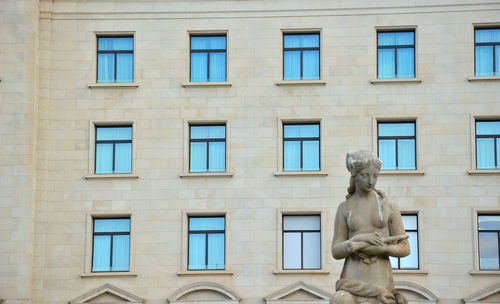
[331, 151, 410, 304]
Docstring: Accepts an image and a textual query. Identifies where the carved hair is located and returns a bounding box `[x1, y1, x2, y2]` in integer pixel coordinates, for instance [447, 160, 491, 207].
[346, 150, 382, 199]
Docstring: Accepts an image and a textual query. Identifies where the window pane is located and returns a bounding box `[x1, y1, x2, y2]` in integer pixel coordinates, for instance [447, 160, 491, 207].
[378, 32, 414, 46]
[475, 29, 500, 43]
[114, 143, 132, 173]
[191, 36, 226, 50]
[189, 217, 225, 231]
[379, 139, 396, 170]
[98, 37, 134, 51]
[92, 235, 111, 272]
[302, 140, 320, 171]
[476, 121, 500, 135]
[190, 126, 225, 139]
[116, 53, 133, 83]
[284, 34, 319, 48]
[283, 232, 301, 269]
[378, 49, 395, 78]
[284, 124, 319, 138]
[402, 215, 417, 230]
[477, 138, 495, 169]
[478, 215, 500, 230]
[97, 127, 132, 141]
[400, 231, 418, 269]
[97, 53, 115, 83]
[207, 233, 225, 269]
[397, 139, 416, 170]
[188, 234, 206, 270]
[283, 215, 320, 231]
[208, 142, 225, 172]
[112, 235, 130, 271]
[284, 51, 300, 80]
[94, 218, 130, 232]
[190, 142, 207, 172]
[190, 52, 208, 82]
[209, 52, 226, 81]
[302, 50, 319, 80]
[95, 143, 113, 174]
[497, 139, 500, 168]
[496, 45, 500, 76]
[303, 232, 321, 269]
[475, 45, 493, 76]
[479, 232, 499, 270]
[284, 141, 300, 171]
[378, 123, 415, 137]
[397, 48, 415, 78]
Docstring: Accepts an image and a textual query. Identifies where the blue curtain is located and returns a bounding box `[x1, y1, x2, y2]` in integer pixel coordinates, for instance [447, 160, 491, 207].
[97, 53, 114, 83]
[97, 127, 132, 140]
[284, 34, 319, 48]
[284, 141, 300, 171]
[95, 143, 113, 174]
[284, 51, 300, 80]
[378, 32, 414, 78]
[98, 37, 133, 51]
[476, 46, 493, 76]
[97, 37, 133, 83]
[479, 232, 499, 270]
[191, 36, 226, 82]
[302, 50, 319, 80]
[94, 218, 130, 232]
[112, 235, 130, 271]
[477, 138, 495, 169]
[207, 233, 225, 269]
[208, 142, 225, 172]
[209, 52, 226, 81]
[379, 139, 396, 170]
[283, 232, 301, 269]
[398, 139, 416, 170]
[379, 123, 414, 136]
[92, 235, 111, 271]
[302, 141, 319, 171]
[114, 143, 132, 173]
[190, 142, 207, 172]
[191, 53, 208, 82]
[191, 126, 225, 139]
[190, 217, 224, 230]
[378, 49, 395, 78]
[284, 124, 319, 138]
[188, 234, 206, 269]
[378, 32, 414, 46]
[397, 48, 415, 78]
[116, 53, 133, 83]
[191, 36, 226, 50]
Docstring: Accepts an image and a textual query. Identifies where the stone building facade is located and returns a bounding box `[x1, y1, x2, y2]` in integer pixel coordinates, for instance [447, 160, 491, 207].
[1, 0, 499, 303]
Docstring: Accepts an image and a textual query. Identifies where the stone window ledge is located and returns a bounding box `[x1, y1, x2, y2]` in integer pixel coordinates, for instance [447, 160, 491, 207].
[88, 83, 139, 88]
[274, 171, 328, 177]
[273, 270, 329, 275]
[379, 170, 425, 175]
[179, 172, 234, 178]
[467, 76, 500, 82]
[80, 271, 138, 278]
[182, 82, 232, 87]
[468, 169, 500, 175]
[275, 80, 326, 86]
[470, 270, 500, 275]
[393, 269, 428, 275]
[177, 270, 234, 276]
[370, 78, 422, 84]
[85, 174, 139, 180]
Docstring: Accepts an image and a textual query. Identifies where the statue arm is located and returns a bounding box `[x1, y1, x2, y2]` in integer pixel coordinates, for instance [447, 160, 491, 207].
[386, 202, 410, 258]
[331, 203, 371, 259]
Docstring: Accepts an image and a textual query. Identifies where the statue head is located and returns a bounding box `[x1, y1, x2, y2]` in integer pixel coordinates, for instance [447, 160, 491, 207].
[346, 150, 382, 199]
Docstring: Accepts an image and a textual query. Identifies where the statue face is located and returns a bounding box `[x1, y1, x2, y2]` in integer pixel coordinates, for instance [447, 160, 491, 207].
[354, 164, 379, 193]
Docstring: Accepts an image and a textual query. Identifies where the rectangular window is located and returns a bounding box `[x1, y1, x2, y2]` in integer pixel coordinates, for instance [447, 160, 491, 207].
[283, 215, 321, 270]
[377, 31, 415, 79]
[476, 120, 500, 169]
[478, 214, 500, 270]
[283, 123, 320, 171]
[97, 36, 134, 83]
[377, 122, 416, 170]
[283, 33, 320, 80]
[475, 28, 500, 76]
[188, 216, 225, 270]
[92, 218, 130, 272]
[190, 35, 227, 82]
[390, 214, 419, 269]
[95, 126, 132, 174]
[189, 125, 226, 172]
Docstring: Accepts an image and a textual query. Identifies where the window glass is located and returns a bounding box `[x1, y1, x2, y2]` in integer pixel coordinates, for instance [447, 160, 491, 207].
[378, 122, 416, 170]
[188, 216, 225, 270]
[95, 126, 132, 174]
[475, 121, 500, 169]
[478, 215, 500, 270]
[283, 33, 320, 80]
[283, 123, 320, 171]
[475, 28, 500, 76]
[390, 214, 419, 269]
[92, 218, 130, 272]
[97, 37, 134, 83]
[189, 125, 226, 173]
[377, 31, 415, 79]
[190, 36, 227, 82]
[283, 215, 321, 270]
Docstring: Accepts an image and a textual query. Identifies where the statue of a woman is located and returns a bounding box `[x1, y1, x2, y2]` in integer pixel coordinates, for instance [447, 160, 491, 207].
[332, 151, 410, 304]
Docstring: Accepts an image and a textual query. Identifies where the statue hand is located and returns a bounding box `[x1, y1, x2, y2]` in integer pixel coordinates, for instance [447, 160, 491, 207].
[359, 245, 389, 256]
[351, 232, 385, 247]
[377, 290, 396, 304]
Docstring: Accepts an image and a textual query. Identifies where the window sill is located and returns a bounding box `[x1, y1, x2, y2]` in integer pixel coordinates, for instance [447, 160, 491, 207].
[179, 172, 234, 178]
[379, 170, 425, 175]
[182, 82, 232, 87]
[273, 269, 329, 275]
[274, 171, 328, 177]
[80, 271, 137, 278]
[468, 169, 500, 175]
[88, 83, 139, 88]
[85, 174, 139, 180]
[370, 78, 422, 84]
[275, 80, 326, 86]
[177, 270, 234, 276]
[467, 76, 500, 82]
[393, 269, 428, 275]
[470, 270, 500, 276]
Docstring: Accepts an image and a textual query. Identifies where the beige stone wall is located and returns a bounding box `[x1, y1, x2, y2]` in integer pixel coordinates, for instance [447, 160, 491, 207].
[1, 0, 500, 303]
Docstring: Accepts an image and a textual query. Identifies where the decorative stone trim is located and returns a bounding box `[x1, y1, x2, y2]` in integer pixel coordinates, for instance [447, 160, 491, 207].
[274, 171, 328, 177]
[468, 169, 500, 175]
[273, 270, 329, 275]
[264, 281, 332, 304]
[80, 271, 138, 278]
[182, 82, 232, 87]
[463, 282, 500, 304]
[275, 80, 326, 86]
[379, 170, 425, 176]
[85, 174, 139, 179]
[179, 172, 234, 178]
[168, 282, 240, 302]
[394, 281, 438, 302]
[467, 76, 500, 82]
[69, 283, 144, 304]
[176, 270, 234, 276]
[370, 78, 422, 84]
[88, 83, 139, 88]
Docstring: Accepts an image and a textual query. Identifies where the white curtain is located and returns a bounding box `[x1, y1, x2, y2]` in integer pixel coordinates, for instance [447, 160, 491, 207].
[284, 141, 300, 171]
[475, 46, 493, 76]
[284, 51, 300, 80]
[302, 141, 319, 171]
[397, 48, 414, 78]
[303, 232, 321, 269]
[476, 138, 495, 169]
[190, 53, 208, 82]
[114, 143, 132, 173]
[190, 142, 207, 172]
[379, 139, 396, 170]
[92, 235, 111, 271]
[397, 139, 416, 170]
[209, 52, 226, 81]
[208, 142, 225, 172]
[116, 53, 133, 83]
[112, 235, 130, 271]
[95, 143, 113, 174]
[207, 233, 225, 269]
[97, 53, 114, 83]
[283, 232, 301, 269]
[479, 232, 499, 270]
[378, 49, 395, 78]
[188, 234, 206, 269]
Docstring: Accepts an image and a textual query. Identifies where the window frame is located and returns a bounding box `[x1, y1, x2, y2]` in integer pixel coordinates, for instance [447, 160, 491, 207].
[390, 213, 419, 270]
[377, 121, 417, 171]
[475, 119, 500, 170]
[474, 27, 500, 76]
[282, 32, 321, 81]
[189, 34, 227, 82]
[189, 124, 227, 173]
[282, 122, 321, 172]
[96, 35, 135, 84]
[187, 215, 226, 271]
[375, 27, 417, 80]
[91, 217, 131, 273]
[472, 209, 500, 274]
[94, 125, 133, 174]
[477, 213, 500, 271]
[282, 214, 321, 270]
